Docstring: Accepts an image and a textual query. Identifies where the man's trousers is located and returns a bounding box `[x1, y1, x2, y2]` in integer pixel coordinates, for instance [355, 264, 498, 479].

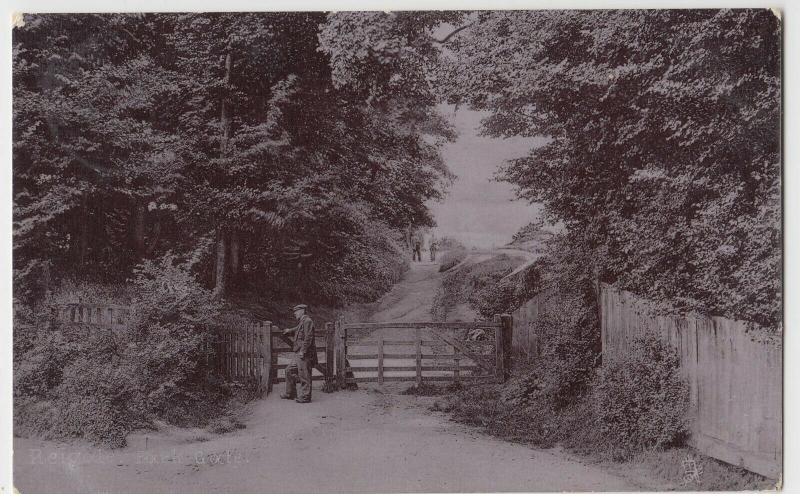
[285, 353, 312, 402]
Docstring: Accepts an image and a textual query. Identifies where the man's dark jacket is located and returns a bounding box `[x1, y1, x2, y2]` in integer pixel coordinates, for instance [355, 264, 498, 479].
[288, 314, 317, 365]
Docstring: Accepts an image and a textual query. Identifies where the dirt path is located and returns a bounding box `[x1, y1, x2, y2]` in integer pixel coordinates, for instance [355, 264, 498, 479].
[363, 261, 448, 323]
[14, 390, 639, 494]
[353, 259, 480, 329]
[14, 260, 641, 493]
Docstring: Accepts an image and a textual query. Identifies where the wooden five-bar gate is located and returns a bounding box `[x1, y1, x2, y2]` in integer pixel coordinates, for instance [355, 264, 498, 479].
[332, 315, 513, 388]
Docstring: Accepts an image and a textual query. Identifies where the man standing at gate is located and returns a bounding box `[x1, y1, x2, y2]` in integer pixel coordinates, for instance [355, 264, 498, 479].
[281, 304, 317, 403]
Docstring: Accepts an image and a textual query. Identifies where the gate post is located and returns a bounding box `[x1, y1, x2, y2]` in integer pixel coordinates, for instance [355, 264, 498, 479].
[335, 319, 347, 389]
[501, 314, 513, 381]
[414, 327, 422, 386]
[263, 321, 273, 395]
[494, 314, 514, 382]
[494, 314, 504, 381]
[271, 323, 281, 392]
[378, 338, 385, 385]
[325, 322, 334, 385]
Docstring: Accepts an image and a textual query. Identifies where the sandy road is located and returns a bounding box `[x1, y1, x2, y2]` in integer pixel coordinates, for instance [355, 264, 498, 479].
[14, 258, 639, 493]
[14, 390, 638, 494]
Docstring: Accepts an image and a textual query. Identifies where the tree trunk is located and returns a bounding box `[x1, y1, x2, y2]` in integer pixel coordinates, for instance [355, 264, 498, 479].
[133, 200, 146, 255]
[229, 229, 240, 277]
[213, 229, 227, 300]
[220, 51, 232, 156]
[76, 196, 89, 267]
[145, 216, 162, 256]
[213, 47, 233, 299]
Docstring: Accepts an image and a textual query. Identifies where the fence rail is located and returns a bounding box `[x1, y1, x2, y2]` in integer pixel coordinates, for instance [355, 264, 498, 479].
[343, 321, 502, 330]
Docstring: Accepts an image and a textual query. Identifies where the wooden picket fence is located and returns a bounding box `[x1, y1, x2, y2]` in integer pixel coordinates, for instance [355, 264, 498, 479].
[54, 303, 132, 329]
[213, 318, 272, 395]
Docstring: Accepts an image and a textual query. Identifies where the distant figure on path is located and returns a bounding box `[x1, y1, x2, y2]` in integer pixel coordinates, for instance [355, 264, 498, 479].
[429, 238, 438, 262]
[281, 304, 317, 403]
[413, 238, 423, 262]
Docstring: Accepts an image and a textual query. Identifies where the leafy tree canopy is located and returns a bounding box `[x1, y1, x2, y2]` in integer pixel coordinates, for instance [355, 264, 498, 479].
[441, 10, 781, 328]
[13, 12, 455, 306]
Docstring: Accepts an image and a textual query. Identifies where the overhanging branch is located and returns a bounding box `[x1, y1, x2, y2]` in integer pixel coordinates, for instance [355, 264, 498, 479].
[432, 23, 474, 44]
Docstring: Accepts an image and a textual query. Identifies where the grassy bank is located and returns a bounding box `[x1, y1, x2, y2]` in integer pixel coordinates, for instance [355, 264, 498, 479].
[427, 376, 772, 491]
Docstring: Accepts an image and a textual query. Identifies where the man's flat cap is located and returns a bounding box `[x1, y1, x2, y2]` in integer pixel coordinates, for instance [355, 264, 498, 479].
[292, 304, 308, 311]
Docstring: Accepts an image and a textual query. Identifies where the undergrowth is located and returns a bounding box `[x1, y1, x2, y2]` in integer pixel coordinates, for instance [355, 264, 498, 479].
[438, 248, 468, 272]
[402, 382, 462, 396]
[14, 256, 239, 447]
[430, 333, 766, 489]
[439, 336, 688, 456]
[431, 254, 523, 320]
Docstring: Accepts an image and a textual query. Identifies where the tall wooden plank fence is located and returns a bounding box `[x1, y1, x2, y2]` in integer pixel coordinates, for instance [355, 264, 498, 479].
[600, 284, 782, 479]
[510, 286, 559, 356]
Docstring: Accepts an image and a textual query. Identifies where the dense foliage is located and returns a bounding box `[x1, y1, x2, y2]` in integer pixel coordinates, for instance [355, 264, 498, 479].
[13, 12, 454, 306]
[442, 10, 781, 328]
[439, 231, 692, 462]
